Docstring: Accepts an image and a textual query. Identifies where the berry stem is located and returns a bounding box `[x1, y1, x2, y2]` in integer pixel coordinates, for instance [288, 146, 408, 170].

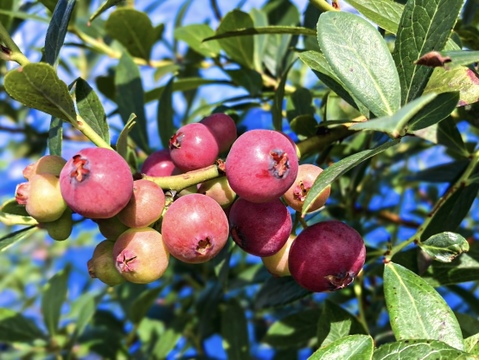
[142, 164, 221, 191]
[308, 0, 339, 12]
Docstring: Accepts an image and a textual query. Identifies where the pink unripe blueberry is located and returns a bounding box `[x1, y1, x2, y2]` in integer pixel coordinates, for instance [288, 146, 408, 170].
[283, 164, 331, 213]
[141, 149, 179, 177]
[23, 155, 67, 179]
[161, 193, 229, 263]
[88, 239, 125, 286]
[288, 220, 366, 292]
[169, 123, 219, 172]
[225, 129, 299, 203]
[18, 173, 67, 222]
[59, 148, 134, 219]
[200, 113, 237, 153]
[113, 227, 170, 284]
[228, 197, 292, 257]
[117, 179, 165, 228]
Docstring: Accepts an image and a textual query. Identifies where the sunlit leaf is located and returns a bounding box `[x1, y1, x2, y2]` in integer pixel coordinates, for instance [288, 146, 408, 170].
[309, 335, 374, 360]
[393, 0, 463, 104]
[174, 24, 221, 58]
[43, 0, 75, 66]
[41, 265, 70, 337]
[89, 0, 123, 24]
[373, 339, 469, 359]
[383, 261, 465, 350]
[0, 226, 37, 252]
[344, 0, 403, 34]
[317, 11, 401, 117]
[421, 232, 470, 263]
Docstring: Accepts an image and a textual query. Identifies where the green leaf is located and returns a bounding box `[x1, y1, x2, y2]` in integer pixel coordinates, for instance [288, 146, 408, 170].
[0, 226, 37, 252]
[105, 8, 160, 60]
[116, 113, 137, 161]
[89, 0, 123, 24]
[74, 78, 110, 144]
[263, 308, 320, 348]
[309, 335, 374, 360]
[254, 276, 310, 309]
[205, 25, 316, 41]
[298, 50, 369, 116]
[0, 199, 38, 226]
[43, 0, 75, 66]
[39, 0, 59, 13]
[344, 0, 404, 34]
[290, 115, 318, 138]
[157, 76, 175, 149]
[221, 299, 250, 360]
[383, 261, 465, 350]
[0, 308, 46, 343]
[421, 184, 479, 241]
[350, 93, 438, 137]
[127, 285, 164, 324]
[41, 266, 70, 337]
[174, 24, 220, 58]
[48, 116, 63, 156]
[115, 52, 149, 152]
[4, 63, 76, 123]
[317, 11, 401, 117]
[421, 232, 470, 263]
[216, 10, 255, 69]
[407, 91, 459, 131]
[0, 0, 15, 31]
[153, 315, 189, 358]
[303, 139, 400, 215]
[440, 50, 479, 67]
[393, 0, 463, 104]
[226, 68, 263, 95]
[373, 339, 469, 359]
[425, 66, 479, 106]
[316, 300, 367, 348]
[465, 333, 479, 354]
[272, 59, 295, 131]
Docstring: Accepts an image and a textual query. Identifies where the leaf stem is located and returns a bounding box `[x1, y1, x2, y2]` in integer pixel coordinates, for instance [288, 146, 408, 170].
[0, 22, 30, 66]
[296, 125, 355, 158]
[308, 0, 339, 12]
[353, 275, 370, 334]
[388, 149, 479, 259]
[73, 114, 112, 149]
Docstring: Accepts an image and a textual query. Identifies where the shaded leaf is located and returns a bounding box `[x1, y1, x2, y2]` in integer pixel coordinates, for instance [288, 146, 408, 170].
[407, 91, 459, 131]
[406, 159, 469, 183]
[205, 25, 316, 41]
[42, 266, 70, 337]
[0, 308, 46, 343]
[106, 8, 160, 60]
[303, 139, 400, 215]
[4, 63, 76, 123]
[350, 93, 438, 137]
[226, 68, 263, 95]
[43, 0, 75, 66]
[0, 0, 15, 31]
[221, 299, 250, 360]
[373, 339, 469, 359]
[174, 24, 221, 58]
[290, 115, 317, 138]
[48, 116, 63, 156]
[0, 199, 38, 226]
[272, 59, 295, 131]
[254, 276, 310, 309]
[317, 300, 367, 348]
[421, 232, 470, 263]
[128, 286, 164, 324]
[74, 78, 110, 144]
[157, 76, 175, 149]
[115, 52, 149, 152]
[216, 10, 255, 69]
[383, 261, 464, 350]
[421, 184, 479, 241]
[393, 0, 463, 104]
[116, 113, 136, 161]
[0, 226, 37, 252]
[309, 335, 374, 360]
[263, 308, 320, 348]
[317, 11, 401, 117]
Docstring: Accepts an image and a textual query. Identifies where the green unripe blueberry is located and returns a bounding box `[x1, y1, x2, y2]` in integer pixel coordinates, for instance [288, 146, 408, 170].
[42, 208, 73, 241]
[87, 239, 125, 287]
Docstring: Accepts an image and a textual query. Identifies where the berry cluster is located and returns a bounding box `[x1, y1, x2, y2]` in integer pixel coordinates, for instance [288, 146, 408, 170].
[14, 113, 366, 292]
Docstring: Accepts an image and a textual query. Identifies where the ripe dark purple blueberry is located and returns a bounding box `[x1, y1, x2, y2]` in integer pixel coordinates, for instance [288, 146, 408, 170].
[59, 148, 134, 219]
[225, 129, 299, 203]
[200, 113, 237, 153]
[113, 227, 170, 284]
[288, 220, 366, 292]
[228, 197, 292, 257]
[169, 123, 219, 172]
[161, 193, 229, 263]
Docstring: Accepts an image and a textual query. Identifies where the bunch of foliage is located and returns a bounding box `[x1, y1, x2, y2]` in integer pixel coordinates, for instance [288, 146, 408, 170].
[1, 0, 479, 358]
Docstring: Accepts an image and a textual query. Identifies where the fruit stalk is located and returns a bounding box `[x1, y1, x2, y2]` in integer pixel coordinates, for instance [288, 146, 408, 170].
[142, 164, 221, 191]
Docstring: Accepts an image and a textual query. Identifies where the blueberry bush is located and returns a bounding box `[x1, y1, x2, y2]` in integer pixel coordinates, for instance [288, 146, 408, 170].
[1, 0, 479, 358]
